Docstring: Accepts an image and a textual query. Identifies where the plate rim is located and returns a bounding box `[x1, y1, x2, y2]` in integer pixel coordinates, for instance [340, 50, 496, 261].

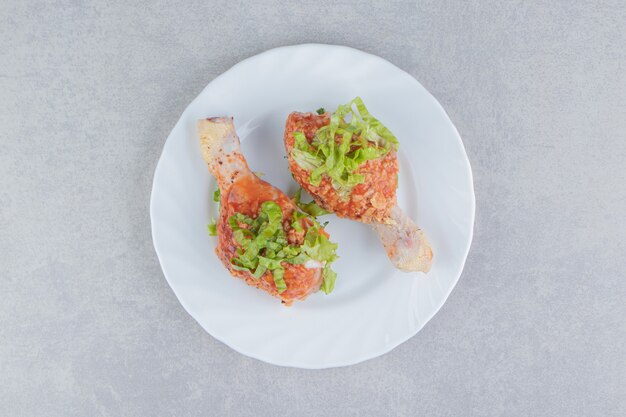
[149, 43, 476, 369]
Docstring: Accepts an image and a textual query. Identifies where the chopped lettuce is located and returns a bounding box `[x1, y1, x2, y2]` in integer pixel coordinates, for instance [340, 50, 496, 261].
[207, 221, 217, 236]
[209, 185, 220, 236]
[321, 263, 337, 294]
[293, 188, 331, 217]
[291, 97, 399, 197]
[290, 210, 306, 233]
[272, 268, 287, 293]
[302, 225, 338, 266]
[227, 201, 338, 295]
[291, 149, 323, 172]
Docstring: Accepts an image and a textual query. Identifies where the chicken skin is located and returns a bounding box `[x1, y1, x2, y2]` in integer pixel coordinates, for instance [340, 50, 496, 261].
[283, 99, 433, 272]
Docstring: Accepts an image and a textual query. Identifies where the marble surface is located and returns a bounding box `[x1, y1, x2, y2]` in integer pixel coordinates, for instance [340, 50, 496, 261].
[1, 1, 624, 416]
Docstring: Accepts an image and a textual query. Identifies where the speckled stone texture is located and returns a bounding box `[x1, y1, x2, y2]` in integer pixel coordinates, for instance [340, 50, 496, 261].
[1, 1, 625, 416]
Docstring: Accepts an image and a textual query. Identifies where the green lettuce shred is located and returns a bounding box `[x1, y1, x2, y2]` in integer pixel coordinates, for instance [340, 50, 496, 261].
[291, 97, 399, 197]
[321, 263, 337, 294]
[227, 201, 338, 295]
[293, 187, 331, 217]
[209, 185, 220, 236]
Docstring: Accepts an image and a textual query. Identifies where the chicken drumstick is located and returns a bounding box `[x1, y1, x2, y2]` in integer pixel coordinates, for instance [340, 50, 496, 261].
[198, 117, 338, 305]
[283, 99, 433, 272]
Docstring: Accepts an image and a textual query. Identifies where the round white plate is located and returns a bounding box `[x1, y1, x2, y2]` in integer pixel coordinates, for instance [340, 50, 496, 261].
[150, 44, 475, 369]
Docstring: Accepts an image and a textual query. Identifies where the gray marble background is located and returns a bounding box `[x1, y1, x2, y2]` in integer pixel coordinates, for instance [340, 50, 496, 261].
[1, 1, 625, 416]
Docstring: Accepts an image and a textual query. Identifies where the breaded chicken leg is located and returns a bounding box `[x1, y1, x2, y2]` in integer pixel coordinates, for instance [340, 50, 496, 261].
[198, 117, 338, 304]
[283, 106, 432, 273]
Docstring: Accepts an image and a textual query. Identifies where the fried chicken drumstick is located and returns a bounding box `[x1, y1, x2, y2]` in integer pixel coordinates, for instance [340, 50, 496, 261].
[198, 118, 338, 305]
[283, 98, 433, 272]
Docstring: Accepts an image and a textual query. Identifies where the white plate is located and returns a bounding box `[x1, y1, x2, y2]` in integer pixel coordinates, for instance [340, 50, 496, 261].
[150, 44, 475, 369]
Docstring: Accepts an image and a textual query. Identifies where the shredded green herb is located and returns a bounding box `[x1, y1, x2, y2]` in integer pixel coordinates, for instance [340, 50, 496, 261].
[291, 97, 399, 198]
[316, 107, 325, 115]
